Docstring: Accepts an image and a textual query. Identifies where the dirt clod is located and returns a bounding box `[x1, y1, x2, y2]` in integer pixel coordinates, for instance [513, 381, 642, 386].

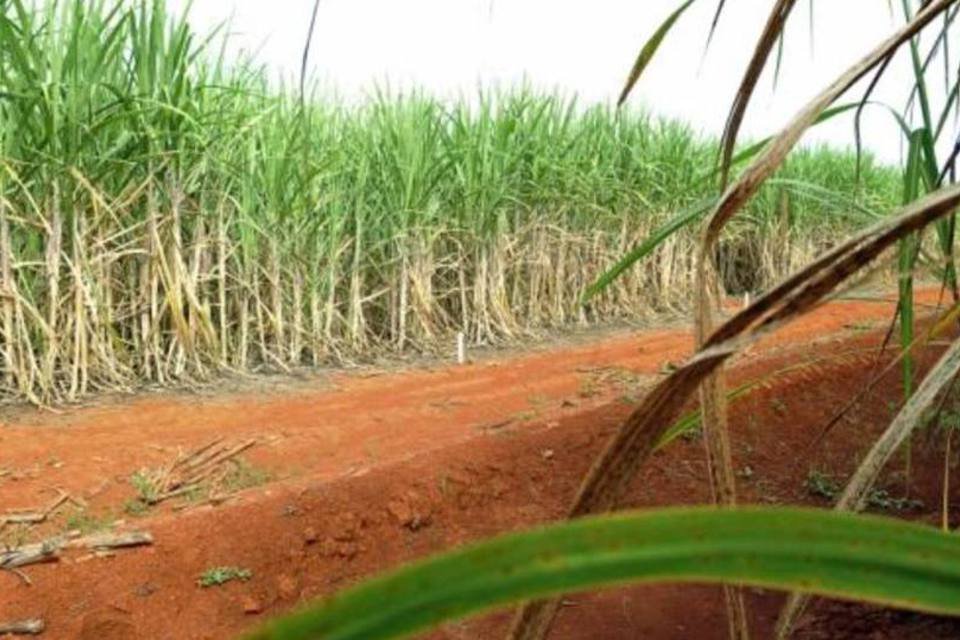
[78, 609, 136, 640]
[320, 538, 359, 560]
[386, 498, 431, 531]
[331, 512, 361, 541]
[276, 575, 300, 601]
[241, 596, 262, 615]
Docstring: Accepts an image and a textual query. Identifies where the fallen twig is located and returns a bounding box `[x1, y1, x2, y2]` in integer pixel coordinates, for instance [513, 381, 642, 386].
[42, 492, 71, 518]
[477, 418, 515, 433]
[0, 513, 45, 526]
[0, 619, 44, 635]
[175, 437, 226, 472]
[138, 437, 259, 506]
[183, 439, 257, 484]
[0, 539, 63, 570]
[4, 567, 32, 586]
[72, 531, 153, 551]
[0, 529, 152, 573]
[152, 484, 201, 504]
[1, 491, 80, 528]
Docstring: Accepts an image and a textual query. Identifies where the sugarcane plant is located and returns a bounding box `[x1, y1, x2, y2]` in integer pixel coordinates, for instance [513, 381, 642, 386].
[0, 0, 898, 406]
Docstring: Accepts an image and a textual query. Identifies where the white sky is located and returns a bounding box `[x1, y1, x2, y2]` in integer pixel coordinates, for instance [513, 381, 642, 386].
[169, 1, 951, 164]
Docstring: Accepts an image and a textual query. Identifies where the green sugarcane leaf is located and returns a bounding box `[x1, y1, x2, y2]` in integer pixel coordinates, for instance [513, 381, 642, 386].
[582, 194, 716, 302]
[248, 506, 960, 640]
[617, 0, 699, 106]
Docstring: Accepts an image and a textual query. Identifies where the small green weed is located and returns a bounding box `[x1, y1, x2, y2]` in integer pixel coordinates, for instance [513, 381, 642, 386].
[935, 407, 960, 432]
[197, 566, 252, 588]
[130, 470, 158, 504]
[805, 470, 839, 500]
[123, 498, 150, 517]
[864, 488, 924, 512]
[222, 460, 273, 493]
[804, 470, 923, 512]
[64, 510, 112, 535]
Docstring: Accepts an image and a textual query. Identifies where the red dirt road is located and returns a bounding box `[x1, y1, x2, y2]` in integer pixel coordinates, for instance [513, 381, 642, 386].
[1, 292, 958, 639]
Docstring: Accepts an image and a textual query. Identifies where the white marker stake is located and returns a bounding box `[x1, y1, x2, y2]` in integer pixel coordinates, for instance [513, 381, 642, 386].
[743, 292, 751, 309]
[456, 331, 466, 365]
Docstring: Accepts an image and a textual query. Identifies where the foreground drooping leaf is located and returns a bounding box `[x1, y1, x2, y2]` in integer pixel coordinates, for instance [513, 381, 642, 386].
[570, 5, 960, 640]
[247, 507, 960, 640]
[684, 6, 955, 636]
[511, 179, 960, 640]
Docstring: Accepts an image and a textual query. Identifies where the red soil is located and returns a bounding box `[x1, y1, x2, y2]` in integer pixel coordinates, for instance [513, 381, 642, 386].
[1, 292, 958, 639]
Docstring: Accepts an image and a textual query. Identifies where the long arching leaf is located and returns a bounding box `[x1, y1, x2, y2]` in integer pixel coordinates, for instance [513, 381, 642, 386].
[692, 7, 958, 635]
[511, 180, 960, 640]
[719, 0, 799, 187]
[582, 195, 716, 302]
[247, 507, 960, 640]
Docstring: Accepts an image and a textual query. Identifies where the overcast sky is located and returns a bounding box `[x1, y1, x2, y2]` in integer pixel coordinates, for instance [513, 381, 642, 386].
[167, 1, 946, 164]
